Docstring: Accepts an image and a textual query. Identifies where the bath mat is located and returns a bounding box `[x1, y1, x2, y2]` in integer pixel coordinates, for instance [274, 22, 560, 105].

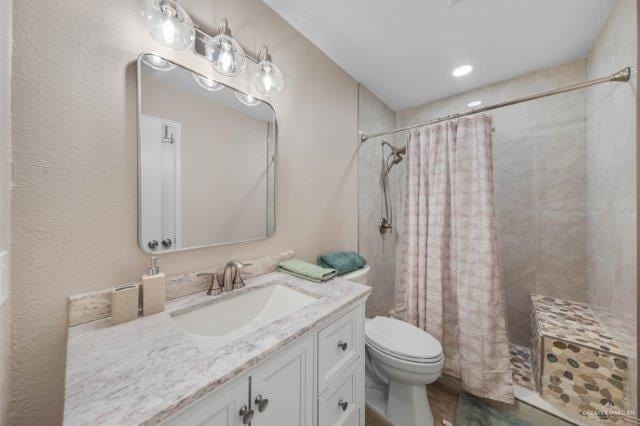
[454, 393, 531, 426]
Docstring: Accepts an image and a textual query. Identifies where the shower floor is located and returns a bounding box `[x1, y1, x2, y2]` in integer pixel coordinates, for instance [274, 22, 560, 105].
[510, 343, 535, 390]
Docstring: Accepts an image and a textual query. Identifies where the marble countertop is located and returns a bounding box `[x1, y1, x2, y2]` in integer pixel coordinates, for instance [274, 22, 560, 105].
[64, 272, 371, 425]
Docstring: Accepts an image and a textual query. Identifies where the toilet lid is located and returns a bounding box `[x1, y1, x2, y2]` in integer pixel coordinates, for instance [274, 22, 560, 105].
[365, 316, 443, 360]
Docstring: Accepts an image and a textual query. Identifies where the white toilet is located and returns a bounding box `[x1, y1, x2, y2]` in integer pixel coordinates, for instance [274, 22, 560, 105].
[342, 266, 444, 426]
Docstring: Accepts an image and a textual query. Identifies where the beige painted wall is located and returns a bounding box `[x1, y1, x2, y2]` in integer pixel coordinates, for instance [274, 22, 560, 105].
[398, 58, 589, 346]
[585, 0, 637, 411]
[0, 0, 11, 423]
[141, 76, 269, 246]
[9, 0, 358, 423]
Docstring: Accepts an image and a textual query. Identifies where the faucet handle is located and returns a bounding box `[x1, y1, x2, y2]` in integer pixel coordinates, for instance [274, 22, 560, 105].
[232, 261, 252, 289]
[198, 272, 222, 296]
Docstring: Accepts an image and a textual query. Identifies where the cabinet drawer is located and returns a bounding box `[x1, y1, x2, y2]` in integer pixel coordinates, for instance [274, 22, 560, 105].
[318, 361, 360, 426]
[317, 305, 362, 393]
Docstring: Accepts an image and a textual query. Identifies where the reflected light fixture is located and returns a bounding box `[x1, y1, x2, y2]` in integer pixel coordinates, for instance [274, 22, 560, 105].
[452, 64, 473, 77]
[192, 72, 223, 91]
[142, 0, 195, 51]
[235, 92, 262, 107]
[141, 53, 175, 71]
[251, 46, 284, 97]
[205, 19, 246, 77]
[467, 100, 482, 107]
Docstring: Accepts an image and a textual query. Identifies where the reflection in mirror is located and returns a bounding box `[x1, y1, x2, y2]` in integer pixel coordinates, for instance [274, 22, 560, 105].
[137, 53, 276, 253]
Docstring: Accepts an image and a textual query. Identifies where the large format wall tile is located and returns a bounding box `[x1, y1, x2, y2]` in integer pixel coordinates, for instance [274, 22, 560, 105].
[493, 131, 536, 178]
[535, 211, 587, 296]
[358, 85, 400, 318]
[397, 58, 589, 344]
[585, 0, 637, 412]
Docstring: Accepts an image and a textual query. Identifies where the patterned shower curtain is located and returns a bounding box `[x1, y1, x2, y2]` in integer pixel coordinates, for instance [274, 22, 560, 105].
[398, 114, 514, 403]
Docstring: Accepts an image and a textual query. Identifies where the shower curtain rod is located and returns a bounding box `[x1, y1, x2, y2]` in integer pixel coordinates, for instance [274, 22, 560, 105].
[359, 66, 632, 142]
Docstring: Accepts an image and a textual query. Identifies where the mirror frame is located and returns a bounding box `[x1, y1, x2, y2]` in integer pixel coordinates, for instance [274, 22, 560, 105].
[136, 53, 277, 254]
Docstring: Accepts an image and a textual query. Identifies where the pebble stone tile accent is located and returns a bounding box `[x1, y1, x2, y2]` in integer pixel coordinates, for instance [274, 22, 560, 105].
[530, 294, 630, 423]
[510, 343, 534, 390]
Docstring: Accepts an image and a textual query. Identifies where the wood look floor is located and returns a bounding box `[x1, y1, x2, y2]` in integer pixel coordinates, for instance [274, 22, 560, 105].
[365, 383, 458, 425]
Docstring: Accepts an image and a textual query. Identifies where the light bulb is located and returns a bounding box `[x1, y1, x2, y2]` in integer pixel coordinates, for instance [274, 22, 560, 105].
[141, 53, 175, 71]
[192, 72, 223, 91]
[218, 51, 234, 74]
[467, 100, 482, 107]
[251, 59, 284, 97]
[142, 0, 194, 51]
[204, 33, 246, 77]
[235, 92, 261, 107]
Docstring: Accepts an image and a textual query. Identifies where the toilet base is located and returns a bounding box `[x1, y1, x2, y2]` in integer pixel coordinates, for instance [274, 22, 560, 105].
[365, 375, 434, 426]
[387, 381, 433, 426]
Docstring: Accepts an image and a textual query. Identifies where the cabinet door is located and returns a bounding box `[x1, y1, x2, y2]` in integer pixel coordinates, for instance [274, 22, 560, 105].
[250, 335, 314, 426]
[163, 377, 247, 426]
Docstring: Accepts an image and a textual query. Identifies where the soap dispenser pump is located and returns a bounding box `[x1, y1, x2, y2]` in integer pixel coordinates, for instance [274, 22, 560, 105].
[142, 256, 166, 316]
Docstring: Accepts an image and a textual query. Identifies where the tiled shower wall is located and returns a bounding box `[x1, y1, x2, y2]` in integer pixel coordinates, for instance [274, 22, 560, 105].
[358, 85, 404, 318]
[397, 58, 589, 346]
[585, 0, 637, 411]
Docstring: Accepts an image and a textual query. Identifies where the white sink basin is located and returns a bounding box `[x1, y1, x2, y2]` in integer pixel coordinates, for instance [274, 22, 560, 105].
[172, 284, 317, 353]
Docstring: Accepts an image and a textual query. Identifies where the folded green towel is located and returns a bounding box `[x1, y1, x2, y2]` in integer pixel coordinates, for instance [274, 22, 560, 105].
[277, 258, 337, 282]
[317, 251, 367, 276]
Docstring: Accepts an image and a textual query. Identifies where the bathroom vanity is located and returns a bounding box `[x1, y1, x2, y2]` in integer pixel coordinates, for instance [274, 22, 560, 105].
[63, 272, 370, 425]
[63, 52, 370, 425]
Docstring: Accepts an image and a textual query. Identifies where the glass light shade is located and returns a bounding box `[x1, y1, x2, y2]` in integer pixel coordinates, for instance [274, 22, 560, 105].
[235, 92, 262, 107]
[205, 34, 246, 77]
[141, 53, 175, 71]
[191, 72, 223, 91]
[251, 59, 284, 97]
[142, 0, 195, 51]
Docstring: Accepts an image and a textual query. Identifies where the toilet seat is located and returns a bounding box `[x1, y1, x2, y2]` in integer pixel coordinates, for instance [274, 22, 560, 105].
[365, 316, 443, 362]
[366, 338, 444, 364]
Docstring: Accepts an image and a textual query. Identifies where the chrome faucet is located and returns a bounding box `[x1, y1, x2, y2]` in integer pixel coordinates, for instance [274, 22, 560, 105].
[197, 260, 252, 296]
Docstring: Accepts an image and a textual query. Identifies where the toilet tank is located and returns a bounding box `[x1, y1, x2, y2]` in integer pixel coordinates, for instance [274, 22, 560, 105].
[341, 265, 371, 285]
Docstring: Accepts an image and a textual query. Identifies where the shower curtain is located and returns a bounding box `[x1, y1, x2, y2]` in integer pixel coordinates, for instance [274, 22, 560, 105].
[398, 114, 514, 403]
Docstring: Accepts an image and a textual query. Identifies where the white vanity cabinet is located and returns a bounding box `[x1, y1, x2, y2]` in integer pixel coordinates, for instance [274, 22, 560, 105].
[164, 301, 365, 426]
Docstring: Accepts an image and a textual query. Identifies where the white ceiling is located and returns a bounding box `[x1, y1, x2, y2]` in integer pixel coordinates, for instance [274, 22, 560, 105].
[262, 0, 613, 111]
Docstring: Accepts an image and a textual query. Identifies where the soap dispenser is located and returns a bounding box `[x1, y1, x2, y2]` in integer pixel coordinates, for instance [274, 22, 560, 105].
[142, 256, 166, 316]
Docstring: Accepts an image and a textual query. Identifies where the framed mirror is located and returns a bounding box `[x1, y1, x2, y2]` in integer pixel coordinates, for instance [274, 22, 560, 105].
[137, 53, 276, 254]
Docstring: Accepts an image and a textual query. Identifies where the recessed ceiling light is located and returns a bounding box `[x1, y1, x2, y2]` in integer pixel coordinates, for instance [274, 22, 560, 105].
[452, 65, 473, 77]
[467, 100, 482, 107]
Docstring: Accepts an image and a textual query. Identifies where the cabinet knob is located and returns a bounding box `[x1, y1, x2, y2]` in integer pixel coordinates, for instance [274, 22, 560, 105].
[147, 240, 159, 249]
[161, 238, 172, 248]
[255, 394, 269, 412]
[338, 399, 349, 411]
[337, 340, 348, 351]
[239, 406, 254, 424]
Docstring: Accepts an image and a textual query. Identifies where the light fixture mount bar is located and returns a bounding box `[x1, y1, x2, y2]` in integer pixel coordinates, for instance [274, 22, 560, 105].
[193, 24, 260, 65]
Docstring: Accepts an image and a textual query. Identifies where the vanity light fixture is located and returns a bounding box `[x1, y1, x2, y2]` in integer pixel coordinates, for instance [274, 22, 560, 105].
[204, 19, 247, 77]
[141, 3, 286, 96]
[452, 64, 473, 77]
[235, 92, 262, 107]
[141, 53, 175, 71]
[192, 72, 223, 91]
[467, 100, 482, 107]
[142, 0, 195, 51]
[251, 46, 284, 97]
